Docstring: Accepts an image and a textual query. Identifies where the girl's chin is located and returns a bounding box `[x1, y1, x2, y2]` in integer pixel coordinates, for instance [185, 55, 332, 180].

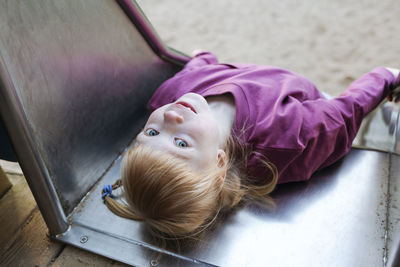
[179, 93, 208, 112]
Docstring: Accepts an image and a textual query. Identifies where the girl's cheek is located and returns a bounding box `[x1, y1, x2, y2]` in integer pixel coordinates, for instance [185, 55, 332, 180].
[147, 109, 164, 125]
[198, 121, 218, 136]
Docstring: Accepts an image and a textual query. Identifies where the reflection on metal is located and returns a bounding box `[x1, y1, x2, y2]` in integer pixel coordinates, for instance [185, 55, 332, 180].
[116, 0, 190, 66]
[0, 0, 181, 233]
[1, 0, 400, 266]
[0, 52, 69, 234]
[353, 101, 400, 154]
[67, 149, 400, 266]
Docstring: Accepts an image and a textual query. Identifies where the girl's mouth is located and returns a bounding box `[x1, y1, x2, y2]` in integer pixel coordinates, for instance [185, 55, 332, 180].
[176, 101, 197, 113]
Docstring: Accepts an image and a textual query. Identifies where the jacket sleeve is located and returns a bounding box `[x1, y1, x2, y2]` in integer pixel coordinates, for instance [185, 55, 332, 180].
[292, 67, 397, 181]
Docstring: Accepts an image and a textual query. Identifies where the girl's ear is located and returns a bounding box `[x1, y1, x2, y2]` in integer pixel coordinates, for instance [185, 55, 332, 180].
[217, 149, 228, 183]
[217, 149, 227, 168]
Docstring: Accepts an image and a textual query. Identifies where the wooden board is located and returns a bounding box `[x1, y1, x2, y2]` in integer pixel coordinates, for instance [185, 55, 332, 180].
[0, 160, 23, 175]
[0, 171, 129, 266]
[0, 209, 64, 266]
[0, 173, 37, 249]
[52, 246, 126, 267]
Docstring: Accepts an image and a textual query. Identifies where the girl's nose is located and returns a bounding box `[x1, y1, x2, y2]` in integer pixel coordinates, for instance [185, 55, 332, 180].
[164, 110, 184, 123]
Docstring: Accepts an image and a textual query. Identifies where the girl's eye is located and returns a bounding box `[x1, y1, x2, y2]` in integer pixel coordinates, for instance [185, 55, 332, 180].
[144, 128, 159, 136]
[174, 138, 188, 148]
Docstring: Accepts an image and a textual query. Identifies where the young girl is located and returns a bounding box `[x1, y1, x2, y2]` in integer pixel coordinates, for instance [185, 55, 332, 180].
[103, 51, 400, 238]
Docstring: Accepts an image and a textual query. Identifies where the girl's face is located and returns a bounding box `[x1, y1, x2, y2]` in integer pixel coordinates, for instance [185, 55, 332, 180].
[136, 93, 225, 171]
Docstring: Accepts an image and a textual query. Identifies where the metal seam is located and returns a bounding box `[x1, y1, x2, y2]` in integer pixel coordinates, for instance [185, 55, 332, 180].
[383, 153, 392, 267]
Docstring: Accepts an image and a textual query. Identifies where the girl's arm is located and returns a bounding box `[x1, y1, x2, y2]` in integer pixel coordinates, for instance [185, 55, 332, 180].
[329, 67, 398, 118]
[295, 67, 399, 179]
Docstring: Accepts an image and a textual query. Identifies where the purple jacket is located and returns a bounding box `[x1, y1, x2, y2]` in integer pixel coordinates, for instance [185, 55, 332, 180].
[148, 52, 398, 184]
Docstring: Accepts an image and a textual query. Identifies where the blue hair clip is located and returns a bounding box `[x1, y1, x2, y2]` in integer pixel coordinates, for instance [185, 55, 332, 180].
[102, 184, 113, 200]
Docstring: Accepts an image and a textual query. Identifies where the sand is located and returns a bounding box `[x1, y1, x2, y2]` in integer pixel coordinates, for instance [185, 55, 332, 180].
[136, 0, 400, 96]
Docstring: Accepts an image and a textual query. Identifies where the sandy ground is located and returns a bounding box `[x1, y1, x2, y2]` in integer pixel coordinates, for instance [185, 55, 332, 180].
[136, 0, 400, 96]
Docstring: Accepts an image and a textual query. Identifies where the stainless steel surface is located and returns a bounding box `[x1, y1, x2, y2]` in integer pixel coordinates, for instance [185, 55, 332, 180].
[388, 153, 400, 267]
[353, 101, 400, 155]
[117, 0, 191, 66]
[2, 0, 400, 266]
[388, 227, 400, 267]
[0, 53, 69, 234]
[56, 223, 215, 267]
[0, 0, 181, 226]
[66, 148, 399, 266]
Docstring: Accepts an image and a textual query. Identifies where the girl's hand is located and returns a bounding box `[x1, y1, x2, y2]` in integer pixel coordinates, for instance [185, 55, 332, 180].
[386, 67, 400, 102]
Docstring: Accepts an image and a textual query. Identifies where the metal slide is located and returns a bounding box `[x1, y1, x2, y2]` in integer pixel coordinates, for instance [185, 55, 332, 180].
[0, 1, 399, 266]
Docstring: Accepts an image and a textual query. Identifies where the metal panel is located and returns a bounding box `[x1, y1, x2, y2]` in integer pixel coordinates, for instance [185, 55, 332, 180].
[1, 0, 400, 266]
[0, 0, 181, 219]
[388, 153, 400, 267]
[353, 101, 400, 154]
[56, 223, 215, 267]
[67, 148, 398, 266]
[116, 0, 190, 65]
[0, 48, 69, 233]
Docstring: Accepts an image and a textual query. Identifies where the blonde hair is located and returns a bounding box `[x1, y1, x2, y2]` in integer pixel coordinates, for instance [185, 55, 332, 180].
[104, 135, 278, 238]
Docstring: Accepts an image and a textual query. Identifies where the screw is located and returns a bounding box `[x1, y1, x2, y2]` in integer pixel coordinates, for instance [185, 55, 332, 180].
[80, 235, 88, 243]
[150, 259, 158, 266]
